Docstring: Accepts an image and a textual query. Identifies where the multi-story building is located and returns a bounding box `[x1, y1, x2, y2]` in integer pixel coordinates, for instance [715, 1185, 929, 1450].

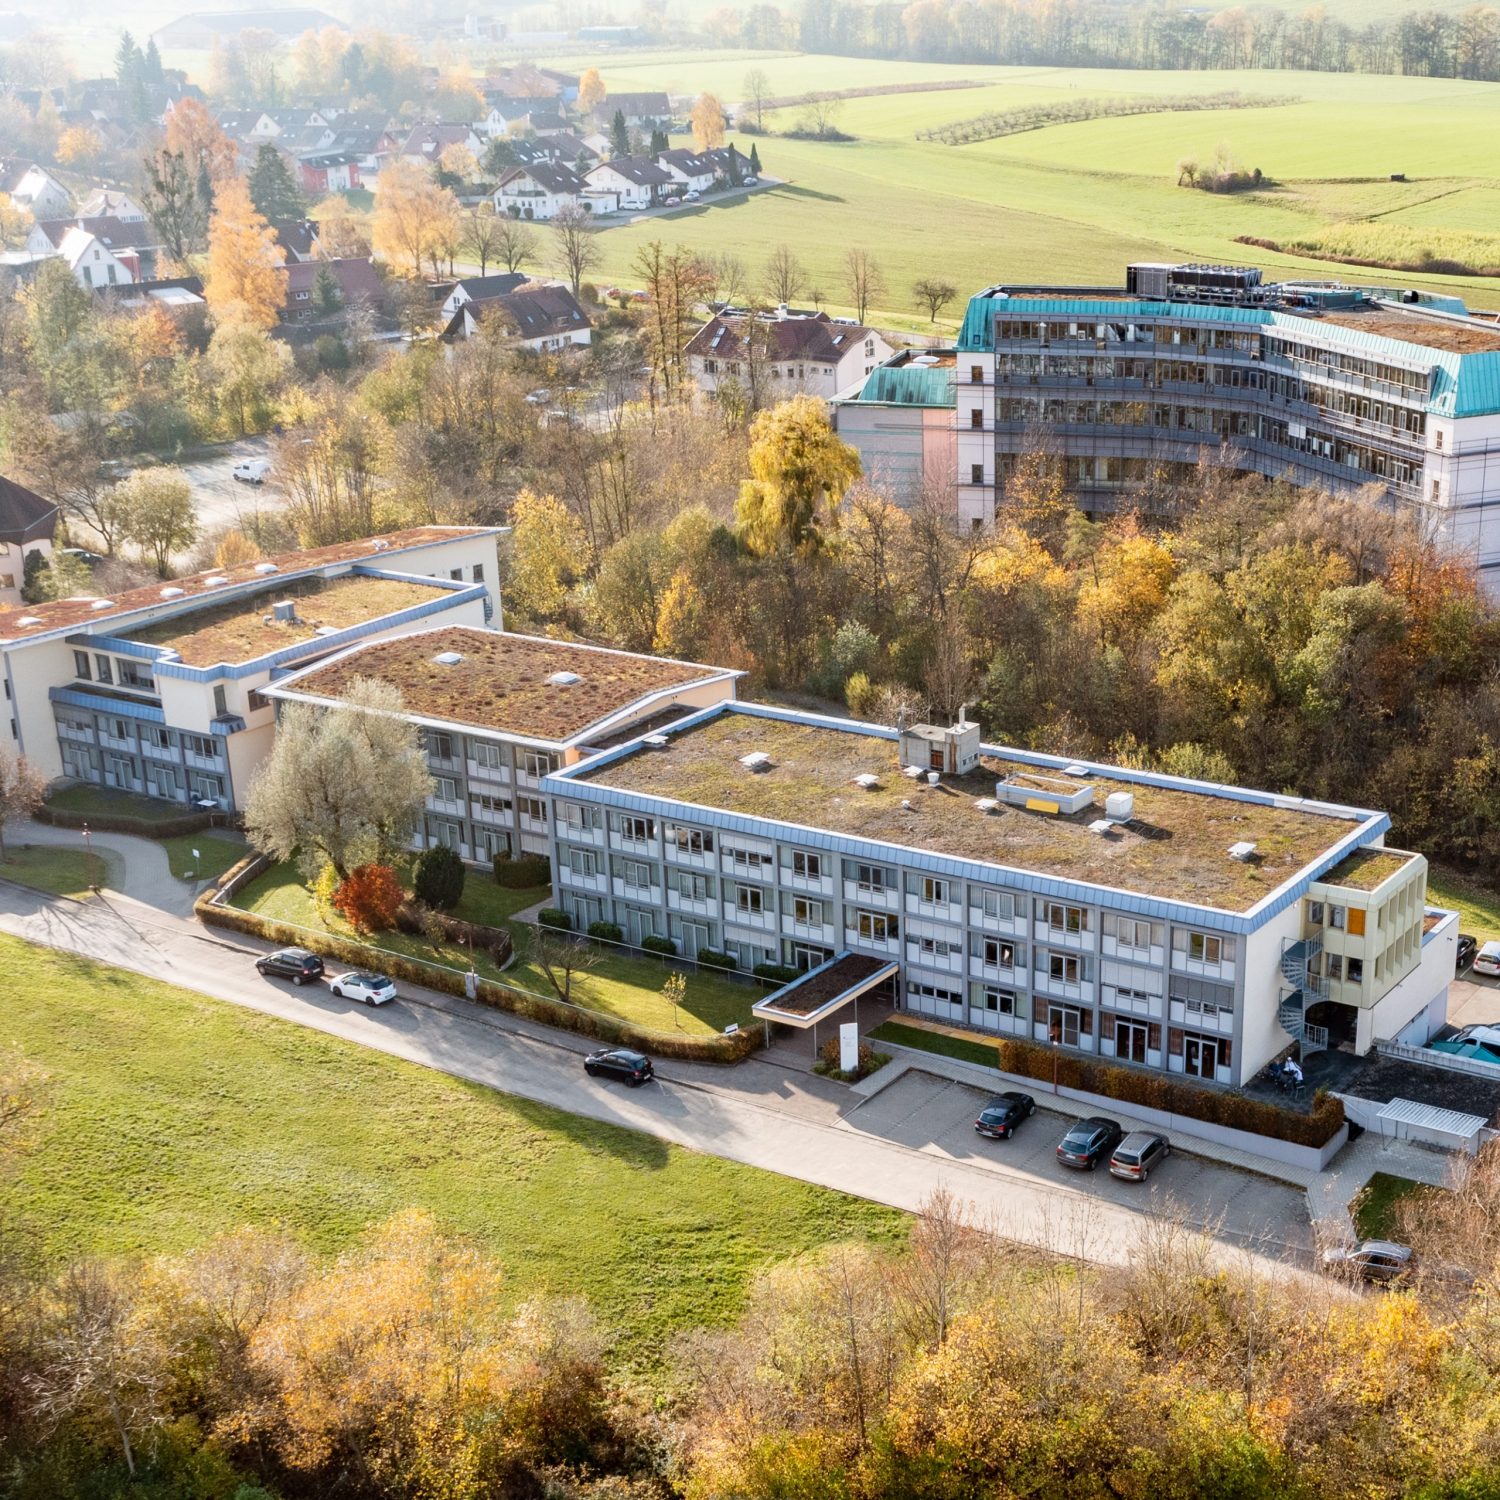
[543, 701, 1457, 1083]
[0, 526, 502, 811]
[264, 625, 741, 864]
[833, 263, 1500, 580]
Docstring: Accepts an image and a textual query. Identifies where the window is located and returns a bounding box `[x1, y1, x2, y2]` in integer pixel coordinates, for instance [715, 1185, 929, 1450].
[213, 685, 228, 716]
[471, 741, 505, 769]
[977, 889, 1014, 921]
[1347, 957, 1364, 982]
[1347, 908, 1366, 937]
[793, 896, 823, 926]
[852, 862, 891, 893]
[970, 464, 984, 485]
[151, 727, 173, 750]
[909, 980, 961, 1007]
[1329, 906, 1346, 931]
[472, 792, 511, 819]
[622, 858, 653, 889]
[1048, 952, 1081, 984]
[1187, 932, 1222, 964]
[94, 654, 112, 684]
[970, 409, 982, 429]
[521, 750, 555, 777]
[434, 776, 459, 802]
[983, 938, 1016, 968]
[1115, 918, 1150, 950]
[519, 795, 547, 823]
[620, 815, 654, 842]
[917, 935, 956, 959]
[791, 850, 822, 879]
[1326, 954, 1344, 980]
[472, 564, 484, 583]
[184, 733, 214, 757]
[676, 871, 710, 901]
[561, 802, 598, 831]
[73, 651, 91, 680]
[1042, 902, 1085, 934]
[430, 732, 455, 761]
[736, 885, 764, 915]
[920, 876, 949, 904]
[982, 987, 1016, 1015]
[450, 568, 463, 581]
[727, 845, 773, 874]
[567, 848, 597, 877]
[1307, 900, 1325, 924]
[970, 365, 983, 383]
[855, 910, 896, 942]
[673, 827, 713, 855]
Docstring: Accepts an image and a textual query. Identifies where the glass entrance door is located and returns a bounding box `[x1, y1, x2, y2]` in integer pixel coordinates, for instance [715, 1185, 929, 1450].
[1184, 1035, 1218, 1079]
[1117, 1019, 1148, 1064]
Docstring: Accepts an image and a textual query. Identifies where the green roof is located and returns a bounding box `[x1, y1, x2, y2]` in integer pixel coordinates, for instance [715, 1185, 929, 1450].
[855, 360, 956, 408]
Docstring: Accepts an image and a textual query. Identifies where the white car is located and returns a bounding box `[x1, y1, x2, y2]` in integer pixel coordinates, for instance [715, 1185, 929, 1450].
[685, 189, 701, 201]
[1473, 940, 1500, 977]
[743, 175, 758, 185]
[329, 971, 398, 1006]
[232, 458, 270, 484]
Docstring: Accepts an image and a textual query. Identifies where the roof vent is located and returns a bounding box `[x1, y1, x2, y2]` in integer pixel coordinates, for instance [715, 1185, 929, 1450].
[160, 586, 185, 599]
[926, 770, 940, 786]
[902, 764, 924, 779]
[853, 772, 879, 789]
[548, 669, 581, 686]
[1064, 763, 1089, 777]
[203, 575, 228, 587]
[272, 599, 298, 624]
[1105, 791, 1135, 822]
[90, 599, 113, 610]
[433, 651, 463, 665]
[313, 625, 338, 637]
[1089, 818, 1113, 835]
[16, 614, 40, 626]
[1229, 840, 1258, 862]
[739, 751, 772, 772]
[642, 733, 669, 749]
[974, 797, 998, 813]
[254, 562, 279, 575]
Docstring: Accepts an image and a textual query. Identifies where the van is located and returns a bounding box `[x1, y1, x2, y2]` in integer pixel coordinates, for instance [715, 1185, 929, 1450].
[232, 458, 271, 485]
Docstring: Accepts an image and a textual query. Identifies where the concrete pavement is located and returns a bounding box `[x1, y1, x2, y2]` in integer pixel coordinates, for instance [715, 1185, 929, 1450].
[0, 876, 1313, 1275]
[14, 818, 209, 917]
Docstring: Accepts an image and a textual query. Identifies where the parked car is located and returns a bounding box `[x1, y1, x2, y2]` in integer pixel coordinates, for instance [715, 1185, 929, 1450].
[1457, 932, 1478, 973]
[1473, 940, 1500, 977]
[61, 546, 104, 566]
[1322, 1239, 1415, 1284]
[1055, 1116, 1124, 1170]
[685, 189, 701, 200]
[1430, 1023, 1500, 1066]
[584, 1048, 654, 1086]
[664, 194, 681, 206]
[255, 948, 325, 985]
[524, 388, 551, 405]
[743, 175, 759, 185]
[329, 971, 397, 1006]
[232, 458, 271, 484]
[974, 1091, 1036, 1139]
[1109, 1130, 1170, 1181]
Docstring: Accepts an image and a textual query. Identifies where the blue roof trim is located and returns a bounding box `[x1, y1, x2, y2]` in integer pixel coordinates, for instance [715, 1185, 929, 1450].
[65, 632, 171, 661]
[544, 701, 1390, 933]
[150, 585, 485, 681]
[210, 714, 247, 735]
[49, 685, 165, 723]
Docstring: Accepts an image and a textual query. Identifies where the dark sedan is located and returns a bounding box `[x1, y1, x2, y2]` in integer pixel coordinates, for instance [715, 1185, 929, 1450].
[974, 1091, 1037, 1139]
[1457, 933, 1478, 973]
[584, 1048, 655, 1086]
[254, 948, 325, 985]
[1056, 1116, 1124, 1170]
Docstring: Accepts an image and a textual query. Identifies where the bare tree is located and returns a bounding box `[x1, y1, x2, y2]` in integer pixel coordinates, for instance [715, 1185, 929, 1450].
[528, 924, 600, 1005]
[800, 95, 846, 139]
[842, 247, 885, 324]
[703, 250, 748, 308]
[762, 243, 805, 306]
[912, 276, 958, 323]
[492, 214, 537, 274]
[0, 750, 45, 860]
[632, 239, 713, 403]
[550, 202, 601, 296]
[742, 67, 772, 130]
[460, 203, 504, 274]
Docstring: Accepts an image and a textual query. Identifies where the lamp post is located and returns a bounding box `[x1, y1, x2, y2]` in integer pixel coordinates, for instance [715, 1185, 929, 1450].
[81, 822, 99, 894]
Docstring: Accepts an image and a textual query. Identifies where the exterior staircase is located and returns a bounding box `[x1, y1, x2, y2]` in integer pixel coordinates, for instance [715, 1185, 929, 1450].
[1278, 936, 1329, 1056]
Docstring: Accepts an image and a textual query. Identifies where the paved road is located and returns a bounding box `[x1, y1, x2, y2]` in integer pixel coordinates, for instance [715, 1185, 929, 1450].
[172, 438, 284, 556]
[0, 876, 1314, 1275]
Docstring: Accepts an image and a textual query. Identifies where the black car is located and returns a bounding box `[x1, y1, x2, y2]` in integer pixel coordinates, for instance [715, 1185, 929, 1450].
[584, 1048, 654, 1086]
[1457, 933, 1479, 974]
[255, 947, 325, 985]
[1056, 1116, 1124, 1170]
[974, 1091, 1036, 1139]
[1109, 1130, 1170, 1181]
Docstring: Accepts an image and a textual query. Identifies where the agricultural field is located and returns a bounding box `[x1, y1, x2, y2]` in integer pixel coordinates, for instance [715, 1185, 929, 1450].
[559, 55, 1500, 328]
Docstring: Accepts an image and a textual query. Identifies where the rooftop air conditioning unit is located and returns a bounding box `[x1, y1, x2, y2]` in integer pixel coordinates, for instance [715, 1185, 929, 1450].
[739, 751, 772, 771]
[548, 670, 581, 685]
[272, 599, 297, 624]
[853, 772, 879, 789]
[1105, 791, 1134, 822]
[433, 651, 463, 665]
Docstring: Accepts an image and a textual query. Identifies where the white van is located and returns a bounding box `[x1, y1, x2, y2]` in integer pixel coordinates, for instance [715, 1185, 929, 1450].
[232, 458, 271, 484]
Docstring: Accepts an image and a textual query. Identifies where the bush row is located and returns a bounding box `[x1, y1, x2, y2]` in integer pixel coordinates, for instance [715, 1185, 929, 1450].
[394, 901, 514, 967]
[196, 883, 758, 1064]
[993, 1036, 1344, 1147]
[39, 805, 216, 838]
[492, 853, 551, 889]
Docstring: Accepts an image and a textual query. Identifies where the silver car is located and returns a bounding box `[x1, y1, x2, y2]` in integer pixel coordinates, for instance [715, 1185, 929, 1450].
[1322, 1239, 1415, 1284]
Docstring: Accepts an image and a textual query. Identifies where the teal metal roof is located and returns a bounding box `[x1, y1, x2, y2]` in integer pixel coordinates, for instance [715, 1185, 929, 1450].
[956, 289, 1500, 417]
[856, 361, 956, 408]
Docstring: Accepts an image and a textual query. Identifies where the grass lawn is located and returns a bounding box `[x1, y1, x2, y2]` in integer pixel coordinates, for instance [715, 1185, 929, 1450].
[3, 935, 904, 1358]
[1427, 867, 1500, 943]
[234, 861, 761, 1037]
[45, 785, 189, 823]
[1353, 1171, 1430, 1241]
[159, 832, 249, 883]
[0, 844, 108, 899]
[871, 1019, 1001, 1070]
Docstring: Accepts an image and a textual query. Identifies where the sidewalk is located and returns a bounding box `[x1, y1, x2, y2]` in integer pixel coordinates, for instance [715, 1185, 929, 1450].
[1305, 1132, 1458, 1239]
[11, 818, 214, 918]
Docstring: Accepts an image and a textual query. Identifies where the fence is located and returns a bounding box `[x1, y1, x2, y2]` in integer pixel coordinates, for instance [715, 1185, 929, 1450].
[1377, 1037, 1500, 1081]
[197, 855, 760, 1064]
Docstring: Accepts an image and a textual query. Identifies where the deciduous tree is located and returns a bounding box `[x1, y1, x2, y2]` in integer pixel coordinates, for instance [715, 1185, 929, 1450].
[578, 66, 605, 112]
[491, 212, 536, 273]
[550, 201, 600, 296]
[735, 395, 862, 556]
[115, 465, 197, 576]
[140, 149, 202, 266]
[204, 176, 284, 330]
[332, 862, 404, 933]
[842, 247, 884, 323]
[0, 749, 45, 859]
[743, 67, 772, 129]
[691, 92, 727, 150]
[763, 242, 805, 305]
[912, 276, 957, 323]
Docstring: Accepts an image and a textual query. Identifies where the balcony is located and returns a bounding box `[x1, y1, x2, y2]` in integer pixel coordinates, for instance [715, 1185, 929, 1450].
[726, 904, 776, 933]
[56, 724, 95, 744]
[557, 818, 604, 847]
[968, 904, 1027, 937]
[782, 867, 834, 896]
[427, 795, 465, 816]
[466, 758, 511, 785]
[468, 799, 511, 825]
[906, 942, 963, 975]
[185, 750, 225, 772]
[667, 888, 716, 916]
[844, 879, 900, 912]
[99, 731, 136, 752]
[142, 740, 179, 763]
[612, 876, 660, 902]
[906, 894, 964, 924]
[846, 927, 901, 958]
[559, 866, 607, 894]
[666, 842, 716, 870]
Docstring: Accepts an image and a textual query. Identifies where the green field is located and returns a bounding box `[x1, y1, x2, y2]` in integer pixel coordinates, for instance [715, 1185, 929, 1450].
[526, 58, 1500, 327]
[4, 935, 902, 1351]
[1428, 867, 1500, 943]
[0, 844, 108, 898]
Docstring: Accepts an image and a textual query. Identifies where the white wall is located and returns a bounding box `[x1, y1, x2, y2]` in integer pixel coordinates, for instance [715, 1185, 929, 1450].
[1361, 910, 1458, 1050]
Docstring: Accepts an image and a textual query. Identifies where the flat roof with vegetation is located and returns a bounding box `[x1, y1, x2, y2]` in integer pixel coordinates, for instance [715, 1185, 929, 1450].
[580, 710, 1362, 913]
[127, 575, 450, 666]
[1319, 847, 1419, 892]
[272, 626, 734, 745]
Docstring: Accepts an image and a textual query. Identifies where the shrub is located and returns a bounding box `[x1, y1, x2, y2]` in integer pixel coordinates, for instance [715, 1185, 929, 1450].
[494, 852, 551, 889]
[845, 670, 876, 717]
[588, 920, 624, 943]
[696, 948, 736, 970]
[37, 804, 214, 837]
[753, 962, 801, 985]
[332, 863, 405, 934]
[312, 862, 339, 914]
[641, 934, 677, 956]
[539, 908, 571, 930]
[413, 845, 466, 910]
[394, 901, 514, 967]
[814, 1037, 888, 1081]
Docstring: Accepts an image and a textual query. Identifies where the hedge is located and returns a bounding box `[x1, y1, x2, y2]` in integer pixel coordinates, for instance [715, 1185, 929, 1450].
[539, 908, 571, 930]
[641, 935, 677, 956]
[588, 921, 624, 943]
[493, 853, 551, 889]
[195, 882, 759, 1064]
[992, 1036, 1344, 1148]
[696, 948, 736, 970]
[38, 805, 215, 838]
[395, 901, 513, 967]
[754, 962, 801, 985]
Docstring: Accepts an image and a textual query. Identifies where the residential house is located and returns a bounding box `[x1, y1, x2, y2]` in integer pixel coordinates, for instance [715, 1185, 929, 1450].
[106, 275, 207, 315]
[702, 144, 753, 182]
[0, 526, 500, 810]
[398, 123, 484, 170]
[271, 219, 320, 263]
[591, 91, 671, 128]
[525, 111, 572, 137]
[298, 152, 362, 193]
[7, 164, 71, 219]
[583, 156, 674, 210]
[278, 257, 381, 326]
[492, 162, 609, 220]
[685, 310, 895, 399]
[28, 217, 160, 281]
[442, 283, 592, 351]
[0, 475, 58, 607]
[438, 272, 529, 318]
[656, 148, 716, 194]
[76, 188, 148, 222]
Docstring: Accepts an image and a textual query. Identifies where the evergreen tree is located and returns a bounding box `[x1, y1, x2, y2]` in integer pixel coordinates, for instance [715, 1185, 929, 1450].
[749, 143, 762, 175]
[312, 263, 342, 315]
[113, 29, 138, 85]
[249, 142, 307, 222]
[143, 39, 164, 89]
[649, 127, 668, 155]
[610, 108, 629, 160]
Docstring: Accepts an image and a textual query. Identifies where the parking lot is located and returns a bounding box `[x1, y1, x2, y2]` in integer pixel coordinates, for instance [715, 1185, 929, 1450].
[845, 1070, 1316, 1259]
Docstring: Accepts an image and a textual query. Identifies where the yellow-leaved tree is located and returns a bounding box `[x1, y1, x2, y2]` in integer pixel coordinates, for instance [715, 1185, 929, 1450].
[372, 159, 459, 278]
[578, 67, 606, 112]
[506, 489, 590, 624]
[203, 176, 284, 331]
[690, 92, 727, 150]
